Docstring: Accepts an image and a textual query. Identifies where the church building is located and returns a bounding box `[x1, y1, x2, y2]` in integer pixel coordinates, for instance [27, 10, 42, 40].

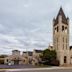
[2, 7, 72, 66]
[53, 7, 71, 65]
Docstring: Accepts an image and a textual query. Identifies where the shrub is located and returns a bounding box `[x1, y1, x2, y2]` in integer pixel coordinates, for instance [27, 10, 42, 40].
[50, 59, 59, 66]
[41, 49, 59, 66]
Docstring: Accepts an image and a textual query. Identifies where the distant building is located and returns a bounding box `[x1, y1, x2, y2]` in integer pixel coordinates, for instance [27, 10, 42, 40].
[32, 49, 43, 65]
[4, 49, 42, 65]
[5, 50, 25, 65]
[0, 55, 7, 64]
[22, 51, 33, 64]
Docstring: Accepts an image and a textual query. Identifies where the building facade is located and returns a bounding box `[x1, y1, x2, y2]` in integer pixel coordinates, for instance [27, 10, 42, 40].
[4, 49, 42, 65]
[4, 50, 26, 65]
[32, 50, 43, 65]
[53, 7, 70, 65]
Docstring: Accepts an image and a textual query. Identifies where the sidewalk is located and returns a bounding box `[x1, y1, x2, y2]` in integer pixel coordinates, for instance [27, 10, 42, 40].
[0, 67, 72, 72]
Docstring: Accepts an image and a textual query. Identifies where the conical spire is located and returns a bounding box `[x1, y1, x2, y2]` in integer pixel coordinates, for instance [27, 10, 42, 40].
[57, 7, 66, 19]
[54, 7, 68, 26]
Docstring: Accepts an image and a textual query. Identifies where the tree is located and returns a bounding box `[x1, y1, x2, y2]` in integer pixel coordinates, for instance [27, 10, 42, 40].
[41, 49, 59, 66]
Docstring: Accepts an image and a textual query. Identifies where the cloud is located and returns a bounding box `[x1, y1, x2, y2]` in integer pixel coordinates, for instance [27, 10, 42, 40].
[0, 0, 72, 54]
[24, 4, 29, 8]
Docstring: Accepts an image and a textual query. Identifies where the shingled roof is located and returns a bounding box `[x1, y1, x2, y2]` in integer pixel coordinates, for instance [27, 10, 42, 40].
[54, 7, 68, 26]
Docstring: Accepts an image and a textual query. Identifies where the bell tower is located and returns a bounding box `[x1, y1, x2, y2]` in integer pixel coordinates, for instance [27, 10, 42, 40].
[53, 7, 70, 65]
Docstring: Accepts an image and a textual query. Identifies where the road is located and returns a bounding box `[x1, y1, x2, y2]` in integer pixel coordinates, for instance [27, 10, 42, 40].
[0, 64, 36, 69]
[0, 67, 72, 72]
[10, 69, 72, 72]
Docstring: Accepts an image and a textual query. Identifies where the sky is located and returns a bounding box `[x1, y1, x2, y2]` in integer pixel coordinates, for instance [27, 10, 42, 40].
[0, 0, 72, 54]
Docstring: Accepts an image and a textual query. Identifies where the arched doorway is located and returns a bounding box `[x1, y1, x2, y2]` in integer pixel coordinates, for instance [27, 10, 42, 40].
[14, 60, 19, 65]
[13, 57, 21, 65]
[64, 56, 67, 63]
[70, 56, 72, 64]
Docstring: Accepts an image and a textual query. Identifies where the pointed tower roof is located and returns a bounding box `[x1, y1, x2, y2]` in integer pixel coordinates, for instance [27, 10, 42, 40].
[54, 7, 68, 26]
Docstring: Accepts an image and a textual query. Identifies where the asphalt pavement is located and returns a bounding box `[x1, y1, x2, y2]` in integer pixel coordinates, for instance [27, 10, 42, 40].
[0, 64, 36, 69]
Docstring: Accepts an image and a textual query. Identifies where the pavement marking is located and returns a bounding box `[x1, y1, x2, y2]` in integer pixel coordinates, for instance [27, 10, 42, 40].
[0, 67, 72, 72]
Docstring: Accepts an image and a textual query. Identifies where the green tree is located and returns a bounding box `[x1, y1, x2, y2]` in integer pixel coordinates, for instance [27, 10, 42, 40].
[41, 49, 59, 65]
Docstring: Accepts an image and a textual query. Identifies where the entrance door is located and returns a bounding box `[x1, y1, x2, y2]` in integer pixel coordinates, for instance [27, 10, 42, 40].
[70, 56, 72, 64]
[64, 56, 67, 63]
[14, 60, 19, 65]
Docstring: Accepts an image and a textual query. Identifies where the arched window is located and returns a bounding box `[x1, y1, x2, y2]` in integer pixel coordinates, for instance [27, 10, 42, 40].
[57, 38, 58, 49]
[65, 27, 67, 29]
[63, 37, 64, 50]
[63, 37, 64, 42]
[7, 59, 8, 62]
[57, 26, 58, 32]
[65, 27, 67, 33]
[62, 26, 64, 31]
[64, 56, 67, 63]
[66, 38, 67, 49]
[54, 27, 57, 33]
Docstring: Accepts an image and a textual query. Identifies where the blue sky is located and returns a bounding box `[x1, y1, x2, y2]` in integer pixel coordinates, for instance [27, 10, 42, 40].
[0, 0, 72, 54]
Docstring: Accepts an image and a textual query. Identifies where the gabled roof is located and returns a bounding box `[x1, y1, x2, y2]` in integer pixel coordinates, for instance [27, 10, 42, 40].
[54, 7, 68, 26]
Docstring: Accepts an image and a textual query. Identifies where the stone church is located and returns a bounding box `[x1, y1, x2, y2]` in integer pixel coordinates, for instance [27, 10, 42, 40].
[1, 7, 72, 66]
[53, 7, 72, 66]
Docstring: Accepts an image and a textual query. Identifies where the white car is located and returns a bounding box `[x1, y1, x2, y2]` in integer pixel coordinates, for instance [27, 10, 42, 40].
[8, 62, 11, 65]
